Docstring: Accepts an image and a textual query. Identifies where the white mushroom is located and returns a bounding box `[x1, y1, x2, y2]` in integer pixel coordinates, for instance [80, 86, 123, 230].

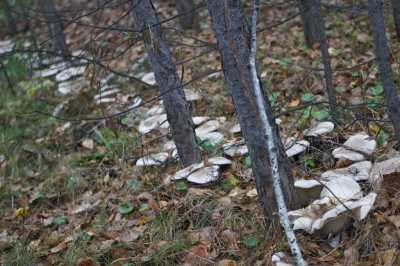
[136, 152, 169, 166]
[285, 138, 310, 157]
[141, 72, 156, 85]
[187, 165, 220, 184]
[321, 161, 372, 182]
[138, 114, 168, 134]
[304, 121, 334, 137]
[332, 132, 376, 161]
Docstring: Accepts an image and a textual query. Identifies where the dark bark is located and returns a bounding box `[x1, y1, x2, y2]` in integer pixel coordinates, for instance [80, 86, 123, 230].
[206, 0, 298, 220]
[392, 0, 400, 40]
[368, 0, 400, 143]
[3, 0, 17, 35]
[314, 0, 338, 120]
[175, 0, 196, 29]
[39, 0, 70, 58]
[132, 0, 201, 166]
[298, 0, 322, 48]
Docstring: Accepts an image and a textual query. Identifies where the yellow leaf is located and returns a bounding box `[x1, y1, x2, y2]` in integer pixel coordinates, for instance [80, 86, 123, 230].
[15, 207, 28, 218]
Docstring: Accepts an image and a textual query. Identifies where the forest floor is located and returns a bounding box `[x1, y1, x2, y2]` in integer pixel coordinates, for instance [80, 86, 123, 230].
[2, 1, 400, 265]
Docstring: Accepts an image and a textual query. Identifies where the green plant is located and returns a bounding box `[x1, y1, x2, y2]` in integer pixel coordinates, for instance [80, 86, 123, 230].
[2, 240, 37, 266]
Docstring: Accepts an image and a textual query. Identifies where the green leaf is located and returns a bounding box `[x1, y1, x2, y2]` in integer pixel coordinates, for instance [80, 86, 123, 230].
[127, 179, 141, 191]
[371, 84, 384, 96]
[311, 109, 330, 121]
[268, 92, 280, 107]
[243, 235, 259, 248]
[301, 92, 315, 103]
[377, 130, 388, 146]
[303, 155, 316, 169]
[223, 175, 239, 191]
[176, 181, 188, 193]
[54, 215, 67, 225]
[139, 203, 149, 212]
[244, 155, 252, 169]
[279, 57, 293, 68]
[118, 203, 134, 215]
[335, 86, 345, 93]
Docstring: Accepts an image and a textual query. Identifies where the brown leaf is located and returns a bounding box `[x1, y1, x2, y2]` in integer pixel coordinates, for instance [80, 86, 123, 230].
[221, 230, 239, 251]
[182, 243, 210, 264]
[77, 257, 98, 266]
[137, 192, 159, 211]
[217, 259, 237, 266]
[50, 236, 73, 254]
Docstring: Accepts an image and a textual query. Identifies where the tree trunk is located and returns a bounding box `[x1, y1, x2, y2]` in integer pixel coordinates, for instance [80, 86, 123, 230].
[314, 0, 338, 120]
[206, 0, 298, 220]
[368, 0, 400, 143]
[175, 0, 196, 29]
[392, 0, 400, 40]
[298, 0, 322, 48]
[39, 0, 70, 58]
[132, 0, 201, 167]
[3, 0, 17, 35]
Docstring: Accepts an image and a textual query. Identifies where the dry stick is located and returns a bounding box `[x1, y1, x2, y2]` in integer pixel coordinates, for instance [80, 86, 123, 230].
[249, 1, 306, 265]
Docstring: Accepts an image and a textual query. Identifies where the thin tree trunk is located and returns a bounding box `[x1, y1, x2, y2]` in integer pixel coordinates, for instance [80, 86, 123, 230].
[368, 0, 400, 143]
[39, 0, 70, 59]
[175, 0, 196, 29]
[3, 0, 17, 35]
[249, 1, 306, 265]
[206, 0, 298, 220]
[314, 0, 338, 120]
[392, 0, 400, 40]
[298, 0, 322, 48]
[132, 0, 201, 166]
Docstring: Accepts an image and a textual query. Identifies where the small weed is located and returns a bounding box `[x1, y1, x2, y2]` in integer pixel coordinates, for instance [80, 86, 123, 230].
[2, 240, 37, 266]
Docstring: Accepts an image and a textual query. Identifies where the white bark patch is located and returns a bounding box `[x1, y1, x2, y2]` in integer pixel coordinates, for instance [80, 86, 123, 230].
[304, 121, 334, 137]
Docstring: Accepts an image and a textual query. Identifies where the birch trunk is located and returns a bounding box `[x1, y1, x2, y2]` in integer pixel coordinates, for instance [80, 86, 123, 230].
[368, 0, 400, 143]
[132, 0, 201, 166]
[206, 0, 298, 220]
[250, 2, 306, 265]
